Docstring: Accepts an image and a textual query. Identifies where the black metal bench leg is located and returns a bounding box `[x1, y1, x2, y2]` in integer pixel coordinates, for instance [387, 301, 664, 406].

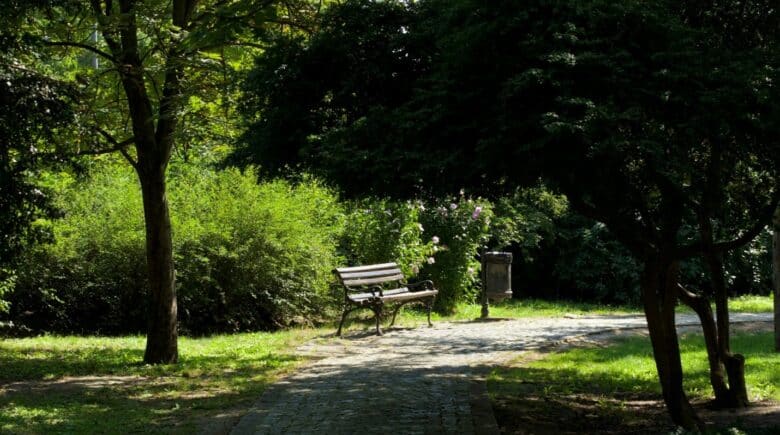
[336, 306, 352, 337]
[389, 304, 403, 328]
[427, 297, 434, 327]
[373, 305, 383, 336]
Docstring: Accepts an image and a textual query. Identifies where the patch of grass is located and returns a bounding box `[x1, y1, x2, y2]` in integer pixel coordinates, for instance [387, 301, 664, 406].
[490, 331, 779, 402]
[0, 329, 319, 434]
[388, 298, 640, 328]
[339, 294, 772, 334]
[675, 294, 774, 314]
[489, 331, 780, 433]
[728, 294, 774, 314]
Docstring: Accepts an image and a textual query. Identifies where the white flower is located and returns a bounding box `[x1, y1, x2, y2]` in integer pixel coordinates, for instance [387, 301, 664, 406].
[417, 223, 424, 232]
[450, 203, 458, 210]
[431, 236, 440, 244]
[426, 257, 435, 264]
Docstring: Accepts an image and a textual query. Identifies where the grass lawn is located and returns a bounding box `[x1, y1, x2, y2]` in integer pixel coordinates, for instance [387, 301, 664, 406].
[0, 295, 772, 433]
[727, 294, 775, 314]
[488, 329, 780, 433]
[390, 298, 640, 328]
[0, 330, 319, 434]
[391, 294, 773, 328]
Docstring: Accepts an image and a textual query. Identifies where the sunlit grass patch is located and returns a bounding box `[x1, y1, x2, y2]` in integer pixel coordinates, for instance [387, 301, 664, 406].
[388, 298, 640, 328]
[728, 294, 774, 314]
[489, 331, 780, 403]
[0, 329, 319, 434]
[489, 330, 779, 433]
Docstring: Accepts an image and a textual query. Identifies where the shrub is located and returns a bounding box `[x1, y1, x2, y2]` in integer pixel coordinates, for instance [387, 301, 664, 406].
[553, 220, 642, 305]
[419, 195, 493, 313]
[340, 199, 434, 276]
[6, 165, 344, 334]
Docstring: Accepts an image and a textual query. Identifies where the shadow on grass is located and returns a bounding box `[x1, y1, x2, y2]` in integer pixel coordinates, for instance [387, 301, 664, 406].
[0, 346, 301, 434]
[489, 331, 780, 434]
[0, 347, 146, 382]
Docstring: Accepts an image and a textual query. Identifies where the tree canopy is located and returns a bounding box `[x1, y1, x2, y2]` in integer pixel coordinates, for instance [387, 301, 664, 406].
[0, 2, 75, 265]
[235, 0, 780, 428]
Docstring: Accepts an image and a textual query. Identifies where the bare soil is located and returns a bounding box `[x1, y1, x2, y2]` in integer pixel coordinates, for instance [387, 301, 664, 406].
[491, 322, 780, 434]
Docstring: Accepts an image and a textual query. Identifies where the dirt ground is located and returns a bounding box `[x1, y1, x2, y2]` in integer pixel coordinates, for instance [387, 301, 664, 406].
[491, 322, 780, 434]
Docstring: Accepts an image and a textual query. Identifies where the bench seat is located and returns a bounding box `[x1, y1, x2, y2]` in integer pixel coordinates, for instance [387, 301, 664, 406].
[335, 263, 438, 336]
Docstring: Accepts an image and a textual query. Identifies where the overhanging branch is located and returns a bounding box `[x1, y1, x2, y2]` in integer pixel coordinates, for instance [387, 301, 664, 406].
[43, 41, 118, 64]
[677, 192, 780, 258]
[94, 127, 138, 168]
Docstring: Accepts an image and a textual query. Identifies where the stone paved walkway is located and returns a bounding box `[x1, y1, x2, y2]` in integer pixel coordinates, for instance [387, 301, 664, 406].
[230, 312, 772, 435]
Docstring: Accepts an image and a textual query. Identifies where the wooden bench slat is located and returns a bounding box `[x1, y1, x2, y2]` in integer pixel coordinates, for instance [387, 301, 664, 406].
[335, 262, 398, 273]
[380, 289, 438, 303]
[348, 287, 409, 302]
[342, 274, 405, 286]
[339, 269, 404, 279]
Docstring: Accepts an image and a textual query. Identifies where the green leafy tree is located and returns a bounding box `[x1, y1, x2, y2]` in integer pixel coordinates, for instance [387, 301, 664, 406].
[13, 0, 319, 363]
[0, 2, 76, 314]
[235, 0, 780, 428]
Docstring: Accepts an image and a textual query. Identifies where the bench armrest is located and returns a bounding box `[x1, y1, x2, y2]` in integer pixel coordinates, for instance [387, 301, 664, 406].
[407, 280, 435, 292]
[367, 285, 384, 297]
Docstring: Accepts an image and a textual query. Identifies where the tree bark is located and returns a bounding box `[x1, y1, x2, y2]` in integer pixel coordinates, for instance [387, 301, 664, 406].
[700, 217, 749, 407]
[773, 205, 779, 352]
[641, 257, 703, 431]
[677, 284, 731, 406]
[90, 0, 190, 364]
[139, 165, 178, 364]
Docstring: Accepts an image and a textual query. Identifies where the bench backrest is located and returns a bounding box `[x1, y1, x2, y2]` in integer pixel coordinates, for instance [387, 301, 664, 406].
[334, 262, 405, 288]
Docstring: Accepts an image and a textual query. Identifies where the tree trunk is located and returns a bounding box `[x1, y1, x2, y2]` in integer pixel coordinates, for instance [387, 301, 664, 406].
[87, 0, 199, 365]
[774, 205, 779, 352]
[139, 164, 178, 364]
[701, 224, 749, 407]
[641, 257, 703, 431]
[676, 284, 731, 406]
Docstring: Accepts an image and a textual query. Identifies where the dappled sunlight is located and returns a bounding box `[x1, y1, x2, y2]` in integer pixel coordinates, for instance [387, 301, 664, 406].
[0, 332, 313, 434]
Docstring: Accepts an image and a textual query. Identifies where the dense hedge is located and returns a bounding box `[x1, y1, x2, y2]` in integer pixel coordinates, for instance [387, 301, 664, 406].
[6, 166, 344, 335]
[1, 167, 771, 335]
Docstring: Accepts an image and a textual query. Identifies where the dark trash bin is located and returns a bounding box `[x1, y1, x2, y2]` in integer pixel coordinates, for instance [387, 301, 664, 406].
[481, 251, 513, 318]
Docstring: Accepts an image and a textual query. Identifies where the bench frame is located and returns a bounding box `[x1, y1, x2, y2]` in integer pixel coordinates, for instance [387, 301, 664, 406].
[334, 262, 438, 336]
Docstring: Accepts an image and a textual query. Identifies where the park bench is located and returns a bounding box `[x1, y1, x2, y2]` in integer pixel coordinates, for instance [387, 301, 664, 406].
[334, 262, 438, 336]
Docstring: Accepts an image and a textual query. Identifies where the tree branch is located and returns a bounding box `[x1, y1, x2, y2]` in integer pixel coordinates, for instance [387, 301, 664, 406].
[43, 41, 118, 64]
[677, 192, 780, 258]
[90, 0, 122, 56]
[93, 127, 138, 168]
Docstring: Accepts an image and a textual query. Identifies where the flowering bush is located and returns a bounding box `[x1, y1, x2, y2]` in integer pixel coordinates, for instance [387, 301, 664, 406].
[419, 194, 493, 313]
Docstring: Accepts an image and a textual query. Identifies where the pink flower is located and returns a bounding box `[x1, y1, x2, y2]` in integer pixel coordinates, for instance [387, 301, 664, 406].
[450, 203, 458, 210]
[472, 206, 483, 219]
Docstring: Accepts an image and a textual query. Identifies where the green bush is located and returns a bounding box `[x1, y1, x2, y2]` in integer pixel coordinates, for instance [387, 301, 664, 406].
[340, 199, 434, 276]
[6, 165, 344, 334]
[553, 220, 641, 305]
[419, 195, 493, 313]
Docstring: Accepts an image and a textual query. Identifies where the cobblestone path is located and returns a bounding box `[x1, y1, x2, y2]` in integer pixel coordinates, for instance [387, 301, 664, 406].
[231, 312, 771, 435]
